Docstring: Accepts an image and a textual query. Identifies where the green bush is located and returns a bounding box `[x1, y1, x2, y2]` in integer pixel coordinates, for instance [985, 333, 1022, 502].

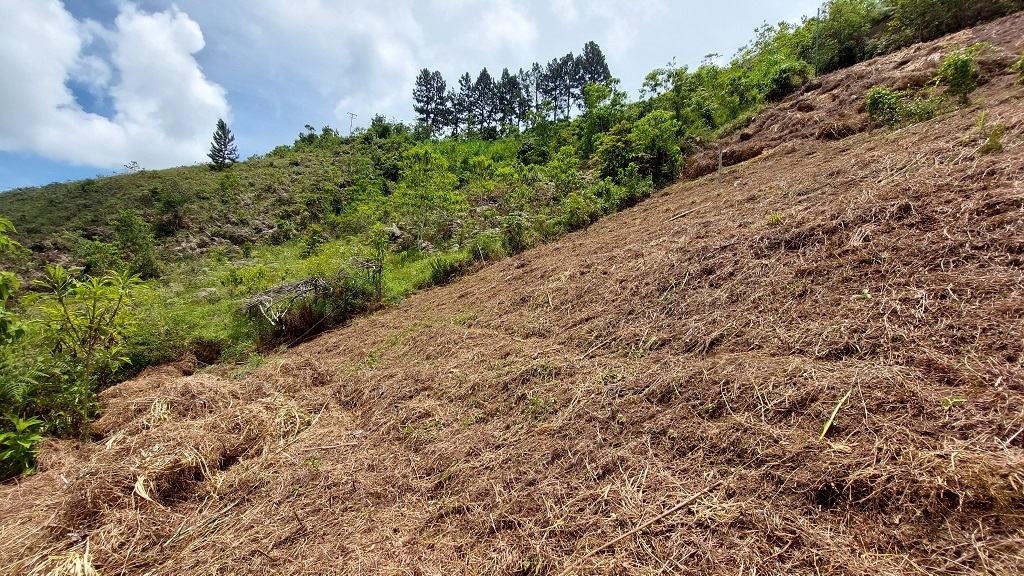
[112, 210, 159, 278]
[936, 45, 981, 104]
[501, 212, 534, 254]
[558, 189, 604, 231]
[865, 87, 938, 127]
[28, 265, 147, 387]
[765, 60, 814, 100]
[471, 232, 506, 261]
[865, 87, 904, 126]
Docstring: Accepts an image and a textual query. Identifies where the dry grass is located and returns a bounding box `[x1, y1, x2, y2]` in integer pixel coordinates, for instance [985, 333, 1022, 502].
[2, 14, 1024, 576]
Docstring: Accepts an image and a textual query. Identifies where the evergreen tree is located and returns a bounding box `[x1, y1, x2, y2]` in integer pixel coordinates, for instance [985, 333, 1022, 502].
[494, 68, 523, 130]
[559, 52, 582, 115]
[542, 55, 580, 121]
[455, 72, 474, 135]
[516, 67, 535, 127]
[472, 68, 496, 132]
[578, 41, 612, 87]
[207, 119, 238, 170]
[412, 69, 450, 136]
[540, 58, 561, 120]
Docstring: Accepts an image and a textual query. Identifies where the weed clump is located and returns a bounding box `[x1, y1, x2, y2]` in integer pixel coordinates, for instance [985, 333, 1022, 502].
[865, 87, 939, 127]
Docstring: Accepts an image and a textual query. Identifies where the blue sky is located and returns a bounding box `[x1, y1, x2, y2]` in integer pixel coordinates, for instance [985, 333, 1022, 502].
[0, 0, 818, 191]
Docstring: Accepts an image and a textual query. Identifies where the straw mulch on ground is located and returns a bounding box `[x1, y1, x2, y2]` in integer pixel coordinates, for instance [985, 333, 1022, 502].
[2, 13, 1023, 576]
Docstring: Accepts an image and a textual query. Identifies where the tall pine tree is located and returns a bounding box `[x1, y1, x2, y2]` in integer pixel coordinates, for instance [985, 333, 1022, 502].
[472, 68, 496, 133]
[494, 68, 523, 130]
[412, 69, 450, 136]
[578, 41, 612, 87]
[207, 119, 238, 171]
[454, 72, 474, 135]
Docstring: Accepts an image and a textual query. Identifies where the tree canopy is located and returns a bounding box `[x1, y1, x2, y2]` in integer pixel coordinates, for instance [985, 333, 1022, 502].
[412, 41, 614, 137]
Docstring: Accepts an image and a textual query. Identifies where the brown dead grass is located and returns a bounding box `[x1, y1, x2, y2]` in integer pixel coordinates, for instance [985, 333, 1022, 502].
[2, 14, 1024, 576]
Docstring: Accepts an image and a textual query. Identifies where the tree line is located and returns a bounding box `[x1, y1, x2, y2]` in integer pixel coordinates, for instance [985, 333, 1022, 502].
[413, 41, 612, 137]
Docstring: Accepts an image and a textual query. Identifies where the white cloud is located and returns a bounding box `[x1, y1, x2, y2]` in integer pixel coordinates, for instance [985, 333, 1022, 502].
[464, 2, 538, 58]
[0, 0, 228, 169]
[240, 0, 425, 126]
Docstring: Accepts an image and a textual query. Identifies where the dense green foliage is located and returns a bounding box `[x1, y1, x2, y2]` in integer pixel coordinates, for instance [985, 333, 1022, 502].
[0, 0, 1018, 479]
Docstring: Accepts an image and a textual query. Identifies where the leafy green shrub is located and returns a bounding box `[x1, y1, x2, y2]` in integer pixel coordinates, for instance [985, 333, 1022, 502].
[0, 413, 44, 479]
[0, 219, 34, 418]
[765, 60, 814, 100]
[112, 210, 159, 278]
[300, 224, 327, 257]
[220, 264, 272, 297]
[471, 232, 506, 261]
[558, 189, 604, 231]
[601, 163, 654, 211]
[501, 212, 535, 254]
[865, 87, 904, 126]
[936, 45, 981, 104]
[865, 87, 938, 127]
[29, 265, 147, 386]
[903, 95, 939, 123]
[83, 239, 126, 276]
[17, 360, 98, 437]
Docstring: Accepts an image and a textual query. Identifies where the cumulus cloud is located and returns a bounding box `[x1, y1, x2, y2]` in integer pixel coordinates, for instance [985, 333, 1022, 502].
[0, 0, 228, 169]
[236, 0, 424, 126]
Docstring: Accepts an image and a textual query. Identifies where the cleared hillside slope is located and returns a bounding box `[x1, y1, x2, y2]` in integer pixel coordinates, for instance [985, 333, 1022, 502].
[2, 14, 1023, 576]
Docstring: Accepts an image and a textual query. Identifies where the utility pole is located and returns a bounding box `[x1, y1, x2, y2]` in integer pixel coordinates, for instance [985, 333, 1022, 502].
[347, 112, 357, 136]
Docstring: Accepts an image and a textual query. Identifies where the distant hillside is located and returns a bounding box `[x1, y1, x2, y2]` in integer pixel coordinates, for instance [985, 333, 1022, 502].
[2, 12, 1022, 576]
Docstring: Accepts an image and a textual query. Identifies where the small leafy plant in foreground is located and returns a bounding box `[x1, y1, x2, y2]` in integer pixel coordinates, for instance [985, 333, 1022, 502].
[0, 413, 44, 479]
